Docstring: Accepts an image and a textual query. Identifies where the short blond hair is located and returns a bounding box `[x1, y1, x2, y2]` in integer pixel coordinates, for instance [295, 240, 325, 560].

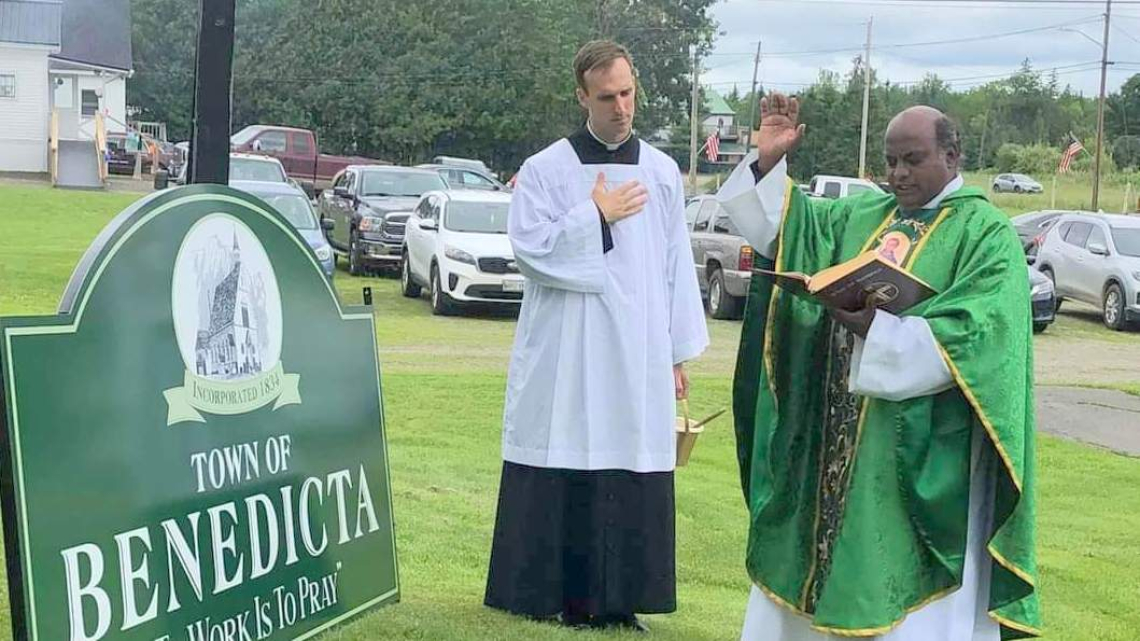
[573, 40, 634, 93]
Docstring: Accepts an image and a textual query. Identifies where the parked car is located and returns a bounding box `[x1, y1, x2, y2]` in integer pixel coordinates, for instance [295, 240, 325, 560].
[805, 175, 884, 199]
[1034, 212, 1140, 330]
[232, 180, 335, 278]
[319, 165, 448, 276]
[1028, 266, 1056, 333]
[1012, 209, 1067, 257]
[992, 173, 1043, 194]
[162, 152, 289, 188]
[686, 195, 753, 319]
[431, 155, 492, 174]
[105, 132, 152, 175]
[416, 164, 508, 192]
[230, 125, 389, 193]
[401, 190, 522, 315]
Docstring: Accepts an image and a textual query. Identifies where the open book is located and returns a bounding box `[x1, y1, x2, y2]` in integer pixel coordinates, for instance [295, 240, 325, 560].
[757, 251, 937, 314]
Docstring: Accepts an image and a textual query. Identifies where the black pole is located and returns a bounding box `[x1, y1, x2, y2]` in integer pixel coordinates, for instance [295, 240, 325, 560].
[187, 0, 235, 185]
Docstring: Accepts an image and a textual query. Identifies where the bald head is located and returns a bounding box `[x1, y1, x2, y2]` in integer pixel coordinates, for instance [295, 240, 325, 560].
[887, 106, 960, 156]
[884, 105, 961, 210]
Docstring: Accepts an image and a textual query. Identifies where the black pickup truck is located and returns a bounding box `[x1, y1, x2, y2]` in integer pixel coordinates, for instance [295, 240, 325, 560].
[318, 165, 448, 275]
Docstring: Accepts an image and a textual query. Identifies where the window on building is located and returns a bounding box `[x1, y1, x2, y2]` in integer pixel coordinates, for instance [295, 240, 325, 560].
[0, 74, 15, 99]
[81, 90, 99, 116]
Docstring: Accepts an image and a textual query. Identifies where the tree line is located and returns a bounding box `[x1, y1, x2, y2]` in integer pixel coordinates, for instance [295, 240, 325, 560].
[130, 0, 716, 173]
[722, 59, 1140, 180]
[130, 1, 1140, 177]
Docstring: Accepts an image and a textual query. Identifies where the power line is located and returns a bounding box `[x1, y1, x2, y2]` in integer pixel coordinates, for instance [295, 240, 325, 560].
[1112, 23, 1140, 45]
[702, 60, 1105, 91]
[757, 15, 1102, 58]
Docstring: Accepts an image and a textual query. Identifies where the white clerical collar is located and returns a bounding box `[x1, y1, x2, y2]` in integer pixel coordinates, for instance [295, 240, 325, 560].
[922, 174, 964, 210]
[586, 119, 632, 151]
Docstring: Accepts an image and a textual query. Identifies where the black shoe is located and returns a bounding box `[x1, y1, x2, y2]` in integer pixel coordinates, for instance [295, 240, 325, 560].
[559, 611, 593, 629]
[592, 614, 649, 633]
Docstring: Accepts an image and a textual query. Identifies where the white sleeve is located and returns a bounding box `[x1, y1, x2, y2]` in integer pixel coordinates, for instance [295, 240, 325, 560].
[666, 171, 710, 364]
[507, 162, 606, 293]
[715, 151, 788, 259]
[849, 311, 955, 402]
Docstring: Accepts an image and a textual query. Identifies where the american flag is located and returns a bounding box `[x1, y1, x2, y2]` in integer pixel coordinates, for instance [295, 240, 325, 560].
[1058, 136, 1084, 174]
[705, 132, 720, 162]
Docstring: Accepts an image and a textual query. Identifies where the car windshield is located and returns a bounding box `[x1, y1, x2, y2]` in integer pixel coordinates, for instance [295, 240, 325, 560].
[847, 184, 873, 195]
[444, 201, 510, 234]
[230, 127, 263, 146]
[1013, 174, 1034, 182]
[362, 171, 446, 197]
[229, 157, 286, 182]
[259, 194, 318, 230]
[1110, 227, 1140, 257]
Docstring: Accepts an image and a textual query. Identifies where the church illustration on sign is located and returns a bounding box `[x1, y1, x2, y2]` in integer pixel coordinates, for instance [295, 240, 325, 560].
[194, 231, 268, 380]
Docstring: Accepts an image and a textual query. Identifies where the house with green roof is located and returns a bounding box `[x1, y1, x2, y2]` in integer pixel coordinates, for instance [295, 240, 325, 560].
[701, 88, 747, 165]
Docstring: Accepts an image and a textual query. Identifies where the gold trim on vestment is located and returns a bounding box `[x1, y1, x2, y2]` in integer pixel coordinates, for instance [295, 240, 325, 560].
[761, 178, 795, 405]
[752, 577, 961, 638]
[988, 543, 1037, 587]
[935, 346, 1023, 493]
[859, 207, 898, 254]
[902, 207, 952, 269]
[989, 612, 1044, 637]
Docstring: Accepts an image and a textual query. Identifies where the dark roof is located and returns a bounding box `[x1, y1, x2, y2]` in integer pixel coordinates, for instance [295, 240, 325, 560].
[208, 263, 241, 335]
[51, 0, 131, 72]
[0, 0, 62, 46]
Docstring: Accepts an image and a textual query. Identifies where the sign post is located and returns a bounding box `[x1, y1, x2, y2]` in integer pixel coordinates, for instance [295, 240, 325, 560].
[0, 186, 399, 639]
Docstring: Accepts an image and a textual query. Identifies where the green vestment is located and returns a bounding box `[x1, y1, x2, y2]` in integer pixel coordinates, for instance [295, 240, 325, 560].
[733, 183, 1041, 638]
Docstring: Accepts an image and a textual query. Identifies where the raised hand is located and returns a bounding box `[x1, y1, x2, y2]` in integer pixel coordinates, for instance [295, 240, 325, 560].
[753, 92, 806, 174]
[592, 173, 648, 224]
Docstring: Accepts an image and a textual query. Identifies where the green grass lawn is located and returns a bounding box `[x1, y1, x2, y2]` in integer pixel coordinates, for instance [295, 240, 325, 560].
[2, 183, 1140, 639]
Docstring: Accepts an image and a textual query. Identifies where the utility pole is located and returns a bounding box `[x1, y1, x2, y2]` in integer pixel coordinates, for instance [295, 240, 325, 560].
[858, 17, 873, 179]
[1093, 0, 1113, 210]
[744, 40, 762, 156]
[689, 47, 701, 192]
[977, 109, 989, 170]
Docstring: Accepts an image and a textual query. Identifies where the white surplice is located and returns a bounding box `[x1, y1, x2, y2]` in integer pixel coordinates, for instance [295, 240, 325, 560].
[717, 153, 998, 641]
[503, 137, 708, 473]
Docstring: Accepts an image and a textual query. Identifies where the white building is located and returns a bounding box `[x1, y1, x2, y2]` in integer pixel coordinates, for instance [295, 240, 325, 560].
[0, 0, 131, 175]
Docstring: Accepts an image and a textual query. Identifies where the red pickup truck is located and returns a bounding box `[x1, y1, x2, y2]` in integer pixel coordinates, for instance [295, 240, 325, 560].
[230, 125, 388, 192]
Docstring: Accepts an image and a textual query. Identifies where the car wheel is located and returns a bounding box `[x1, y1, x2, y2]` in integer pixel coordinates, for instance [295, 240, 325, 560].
[349, 232, 363, 276]
[430, 264, 456, 316]
[708, 269, 742, 320]
[401, 252, 422, 298]
[1013, 185, 1022, 193]
[1033, 322, 1049, 334]
[1103, 282, 1126, 330]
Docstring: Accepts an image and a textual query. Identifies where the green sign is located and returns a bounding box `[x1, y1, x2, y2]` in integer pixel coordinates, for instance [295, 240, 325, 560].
[0, 185, 399, 640]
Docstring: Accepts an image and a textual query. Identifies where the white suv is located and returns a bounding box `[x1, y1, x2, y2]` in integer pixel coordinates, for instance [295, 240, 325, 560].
[400, 190, 523, 315]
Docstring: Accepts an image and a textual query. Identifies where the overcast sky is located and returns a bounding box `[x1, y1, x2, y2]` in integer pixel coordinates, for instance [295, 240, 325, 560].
[705, 0, 1140, 101]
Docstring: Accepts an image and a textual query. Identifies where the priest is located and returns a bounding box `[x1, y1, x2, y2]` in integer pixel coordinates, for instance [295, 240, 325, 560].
[718, 94, 1040, 640]
[484, 40, 708, 632]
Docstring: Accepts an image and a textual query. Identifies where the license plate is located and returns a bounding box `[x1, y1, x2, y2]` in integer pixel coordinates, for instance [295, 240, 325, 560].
[503, 280, 524, 293]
